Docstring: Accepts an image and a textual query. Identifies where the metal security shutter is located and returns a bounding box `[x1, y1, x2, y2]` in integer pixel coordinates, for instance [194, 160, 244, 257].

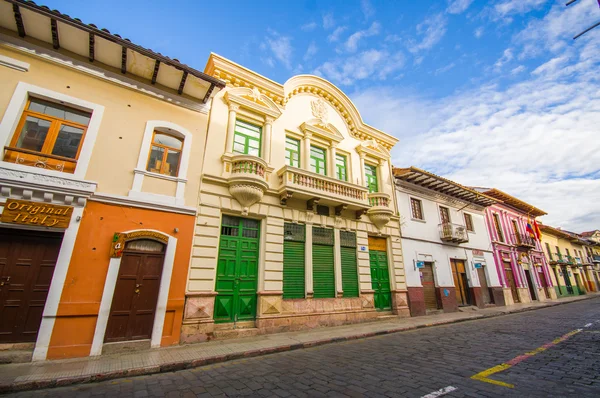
[313, 227, 335, 298]
[340, 231, 359, 298]
[283, 223, 305, 299]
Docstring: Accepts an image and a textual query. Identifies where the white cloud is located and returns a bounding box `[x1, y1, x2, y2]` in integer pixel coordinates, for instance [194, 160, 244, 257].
[344, 22, 381, 52]
[265, 31, 293, 69]
[494, 0, 548, 18]
[510, 65, 526, 75]
[474, 27, 484, 38]
[434, 62, 456, 75]
[314, 50, 404, 85]
[494, 48, 514, 71]
[447, 0, 474, 14]
[323, 13, 336, 29]
[361, 0, 375, 19]
[303, 42, 318, 62]
[328, 26, 348, 42]
[408, 13, 447, 54]
[385, 34, 402, 43]
[301, 22, 318, 32]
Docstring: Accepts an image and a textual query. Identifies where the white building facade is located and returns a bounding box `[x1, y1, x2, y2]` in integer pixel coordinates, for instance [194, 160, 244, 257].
[394, 168, 506, 316]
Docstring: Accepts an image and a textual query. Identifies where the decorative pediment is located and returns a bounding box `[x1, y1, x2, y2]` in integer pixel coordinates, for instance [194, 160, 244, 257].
[300, 121, 344, 143]
[356, 139, 390, 160]
[224, 87, 282, 119]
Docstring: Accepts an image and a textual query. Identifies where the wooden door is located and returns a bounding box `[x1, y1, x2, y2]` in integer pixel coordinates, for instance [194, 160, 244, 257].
[538, 270, 550, 299]
[105, 240, 164, 343]
[504, 262, 520, 303]
[421, 262, 438, 310]
[451, 259, 471, 306]
[214, 216, 259, 323]
[369, 250, 391, 310]
[477, 267, 492, 305]
[561, 266, 574, 294]
[0, 229, 62, 343]
[524, 270, 537, 301]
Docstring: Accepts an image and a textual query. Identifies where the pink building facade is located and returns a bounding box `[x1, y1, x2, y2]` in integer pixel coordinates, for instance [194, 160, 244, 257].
[476, 189, 558, 305]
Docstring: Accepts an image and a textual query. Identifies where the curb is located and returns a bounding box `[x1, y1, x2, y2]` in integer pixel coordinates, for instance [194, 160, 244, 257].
[1, 295, 597, 394]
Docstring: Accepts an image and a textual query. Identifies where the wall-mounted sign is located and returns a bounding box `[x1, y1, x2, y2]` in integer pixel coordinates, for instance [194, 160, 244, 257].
[474, 262, 483, 269]
[109, 231, 169, 258]
[1, 199, 73, 228]
[415, 261, 425, 269]
[359, 246, 368, 252]
[472, 250, 484, 257]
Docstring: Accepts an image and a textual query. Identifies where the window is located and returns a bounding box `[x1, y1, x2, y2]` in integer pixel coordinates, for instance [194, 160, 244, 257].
[146, 131, 183, 176]
[410, 198, 424, 220]
[233, 120, 261, 156]
[439, 206, 450, 223]
[283, 223, 305, 299]
[335, 153, 347, 181]
[464, 213, 474, 232]
[310, 145, 327, 175]
[285, 136, 300, 167]
[9, 97, 90, 160]
[493, 213, 504, 242]
[365, 163, 378, 193]
[511, 220, 520, 243]
[340, 231, 359, 298]
[545, 242, 553, 260]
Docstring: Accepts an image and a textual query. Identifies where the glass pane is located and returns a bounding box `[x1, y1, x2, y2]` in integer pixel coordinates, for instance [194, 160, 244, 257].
[284, 223, 305, 242]
[28, 98, 91, 125]
[340, 231, 357, 247]
[313, 227, 334, 245]
[16, 116, 50, 152]
[310, 146, 325, 159]
[126, 239, 164, 252]
[247, 147, 260, 156]
[146, 146, 165, 173]
[165, 150, 180, 176]
[51, 124, 84, 159]
[233, 142, 247, 154]
[235, 120, 262, 139]
[234, 133, 247, 144]
[222, 215, 239, 227]
[153, 133, 182, 150]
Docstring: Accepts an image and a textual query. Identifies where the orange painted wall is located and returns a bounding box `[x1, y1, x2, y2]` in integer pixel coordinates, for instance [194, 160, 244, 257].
[47, 201, 194, 359]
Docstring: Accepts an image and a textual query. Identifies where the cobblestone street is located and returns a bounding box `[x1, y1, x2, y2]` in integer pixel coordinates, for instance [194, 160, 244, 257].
[5, 297, 600, 398]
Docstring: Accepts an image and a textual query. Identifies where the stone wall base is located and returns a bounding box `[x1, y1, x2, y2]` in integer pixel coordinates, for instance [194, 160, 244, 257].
[437, 287, 458, 313]
[180, 320, 215, 344]
[391, 290, 411, 316]
[406, 287, 426, 317]
[491, 287, 506, 306]
[470, 287, 485, 309]
[517, 287, 532, 304]
[256, 309, 384, 334]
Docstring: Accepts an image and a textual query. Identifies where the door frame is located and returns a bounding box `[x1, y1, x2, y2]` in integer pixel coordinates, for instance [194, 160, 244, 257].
[91, 229, 176, 356]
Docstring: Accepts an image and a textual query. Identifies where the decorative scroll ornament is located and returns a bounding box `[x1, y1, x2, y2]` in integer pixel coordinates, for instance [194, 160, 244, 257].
[311, 98, 329, 126]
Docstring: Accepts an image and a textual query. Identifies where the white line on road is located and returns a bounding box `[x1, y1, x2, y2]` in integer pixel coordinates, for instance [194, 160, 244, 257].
[584, 323, 593, 328]
[421, 386, 458, 398]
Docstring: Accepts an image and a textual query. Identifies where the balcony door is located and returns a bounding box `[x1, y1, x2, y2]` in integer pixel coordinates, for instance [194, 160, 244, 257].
[439, 206, 450, 223]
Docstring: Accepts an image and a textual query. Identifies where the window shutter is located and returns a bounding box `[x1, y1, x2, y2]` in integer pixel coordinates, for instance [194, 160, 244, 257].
[312, 227, 335, 298]
[283, 223, 305, 299]
[340, 231, 359, 298]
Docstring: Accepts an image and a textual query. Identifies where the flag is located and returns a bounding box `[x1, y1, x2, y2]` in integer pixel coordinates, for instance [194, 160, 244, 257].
[526, 220, 536, 239]
[533, 219, 542, 241]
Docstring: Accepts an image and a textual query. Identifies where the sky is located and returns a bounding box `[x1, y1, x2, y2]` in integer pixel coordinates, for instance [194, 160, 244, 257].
[42, 0, 600, 232]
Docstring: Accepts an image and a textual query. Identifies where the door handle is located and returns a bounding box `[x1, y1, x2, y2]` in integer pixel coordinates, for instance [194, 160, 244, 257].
[136, 284, 142, 288]
[135, 289, 140, 294]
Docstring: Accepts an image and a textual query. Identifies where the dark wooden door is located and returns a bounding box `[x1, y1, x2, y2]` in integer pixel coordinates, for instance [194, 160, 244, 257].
[538, 270, 551, 299]
[451, 259, 471, 306]
[477, 267, 492, 305]
[504, 262, 520, 303]
[524, 270, 537, 301]
[421, 262, 438, 310]
[0, 229, 62, 343]
[561, 266, 574, 294]
[105, 244, 164, 343]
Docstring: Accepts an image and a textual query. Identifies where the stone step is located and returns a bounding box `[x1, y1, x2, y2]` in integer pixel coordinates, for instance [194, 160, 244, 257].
[458, 306, 479, 312]
[0, 350, 32, 364]
[213, 328, 261, 340]
[213, 321, 256, 331]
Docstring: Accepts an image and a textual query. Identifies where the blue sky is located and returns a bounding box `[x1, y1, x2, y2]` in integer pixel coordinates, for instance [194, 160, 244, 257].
[43, 0, 600, 232]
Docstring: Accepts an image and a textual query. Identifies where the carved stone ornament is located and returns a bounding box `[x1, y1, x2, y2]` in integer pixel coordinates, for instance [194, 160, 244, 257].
[311, 98, 329, 125]
[228, 183, 268, 216]
[367, 208, 394, 232]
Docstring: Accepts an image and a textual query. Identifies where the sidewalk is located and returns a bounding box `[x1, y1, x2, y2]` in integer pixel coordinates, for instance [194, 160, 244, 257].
[1, 293, 598, 393]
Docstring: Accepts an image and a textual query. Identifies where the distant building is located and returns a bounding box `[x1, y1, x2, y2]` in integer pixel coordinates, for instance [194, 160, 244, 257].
[394, 167, 504, 316]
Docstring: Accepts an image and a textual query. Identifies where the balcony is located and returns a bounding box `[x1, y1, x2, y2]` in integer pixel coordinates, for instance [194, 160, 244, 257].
[3, 146, 77, 174]
[277, 166, 369, 210]
[222, 154, 270, 215]
[512, 232, 536, 249]
[592, 255, 600, 264]
[439, 222, 469, 244]
[366, 192, 394, 230]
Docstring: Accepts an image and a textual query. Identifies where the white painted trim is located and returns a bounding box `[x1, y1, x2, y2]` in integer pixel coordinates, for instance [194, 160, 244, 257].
[129, 121, 193, 205]
[0, 54, 29, 72]
[32, 206, 84, 361]
[0, 82, 105, 181]
[91, 192, 196, 215]
[90, 230, 177, 356]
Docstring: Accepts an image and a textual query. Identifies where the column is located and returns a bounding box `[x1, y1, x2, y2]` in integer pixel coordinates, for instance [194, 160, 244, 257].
[334, 228, 343, 297]
[359, 152, 366, 186]
[328, 144, 337, 177]
[377, 159, 386, 194]
[305, 222, 313, 297]
[263, 116, 273, 163]
[303, 132, 312, 171]
[225, 103, 239, 153]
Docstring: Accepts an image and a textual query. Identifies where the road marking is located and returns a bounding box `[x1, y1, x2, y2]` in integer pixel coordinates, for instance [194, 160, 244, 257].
[471, 329, 582, 389]
[421, 386, 458, 398]
[584, 323, 593, 327]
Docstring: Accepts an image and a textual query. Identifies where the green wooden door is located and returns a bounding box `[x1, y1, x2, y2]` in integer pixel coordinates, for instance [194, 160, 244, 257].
[214, 216, 260, 323]
[370, 250, 391, 310]
[283, 223, 305, 299]
[340, 231, 359, 298]
[312, 227, 335, 298]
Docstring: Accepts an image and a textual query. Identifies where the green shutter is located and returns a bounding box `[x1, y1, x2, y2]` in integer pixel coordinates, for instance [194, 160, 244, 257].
[283, 223, 305, 299]
[312, 227, 335, 298]
[341, 247, 359, 297]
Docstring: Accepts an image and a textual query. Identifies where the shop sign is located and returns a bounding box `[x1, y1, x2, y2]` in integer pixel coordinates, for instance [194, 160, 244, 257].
[474, 262, 483, 269]
[1, 199, 73, 228]
[472, 249, 484, 257]
[110, 231, 169, 258]
[415, 261, 425, 269]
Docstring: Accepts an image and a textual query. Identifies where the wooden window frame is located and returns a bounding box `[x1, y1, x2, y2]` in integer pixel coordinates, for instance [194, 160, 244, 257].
[335, 153, 347, 181]
[364, 163, 378, 193]
[146, 130, 183, 176]
[439, 206, 450, 224]
[464, 213, 474, 232]
[233, 119, 262, 156]
[285, 136, 300, 167]
[310, 145, 327, 176]
[9, 98, 89, 161]
[410, 197, 424, 221]
[493, 213, 504, 243]
[545, 242, 553, 260]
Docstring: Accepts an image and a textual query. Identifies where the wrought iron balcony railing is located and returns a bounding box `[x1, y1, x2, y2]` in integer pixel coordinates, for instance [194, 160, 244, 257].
[512, 232, 536, 248]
